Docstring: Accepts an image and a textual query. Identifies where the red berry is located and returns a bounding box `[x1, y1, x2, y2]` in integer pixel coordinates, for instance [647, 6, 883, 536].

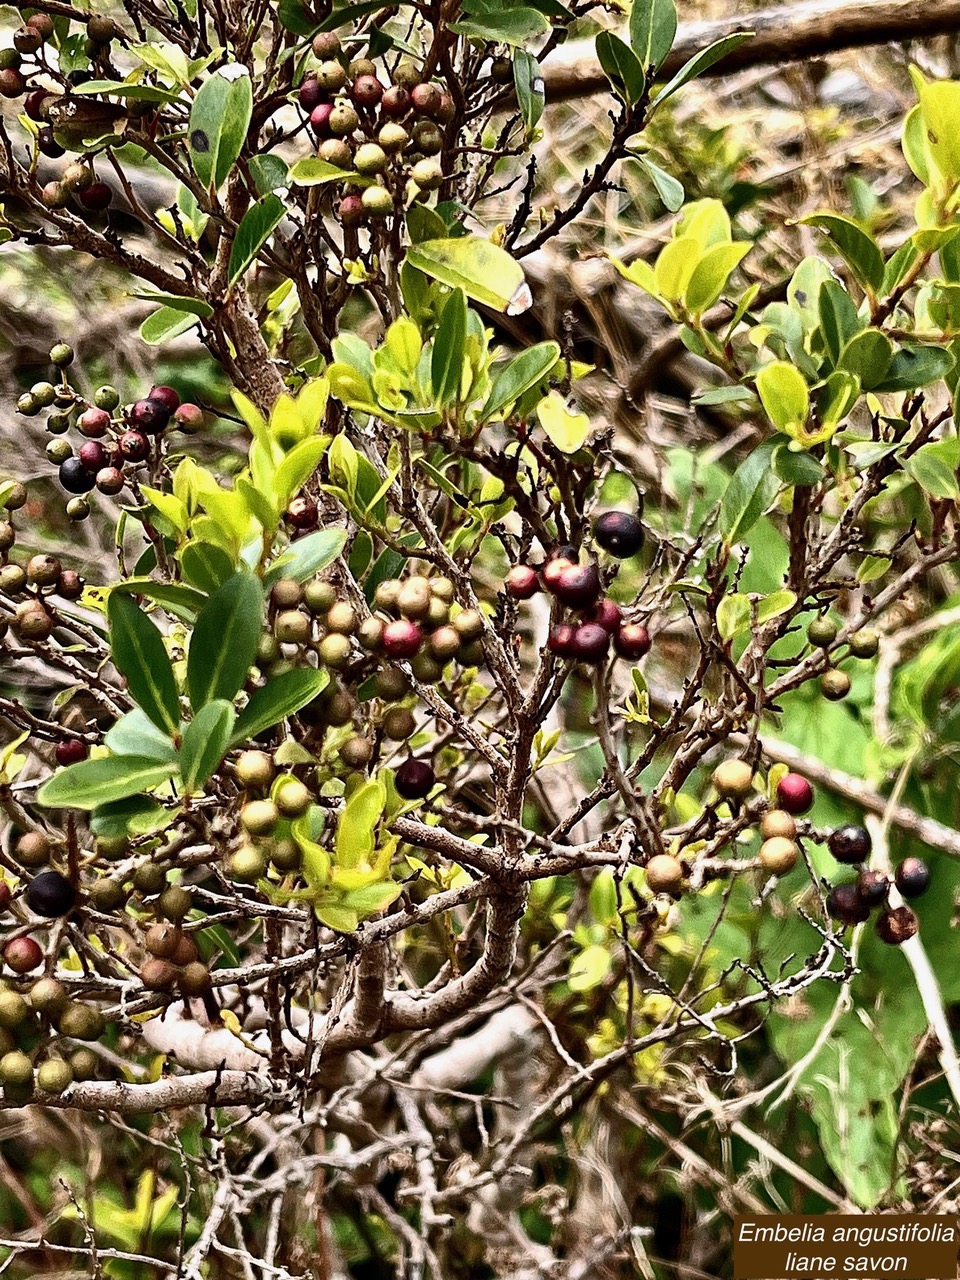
[411, 82, 443, 116]
[298, 75, 324, 112]
[382, 619, 423, 659]
[571, 623, 609, 663]
[173, 403, 203, 432]
[380, 85, 411, 117]
[505, 565, 539, 600]
[286, 496, 318, 530]
[339, 195, 364, 228]
[615, 622, 651, 659]
[4, 936, 43, 974]
[776, 773, 814, 815]
[0, 882, 10, 912]
[55, 739, 88, 767]
[78, 182, 112, 211]
[541, 556, 573, 592]
[118, 430, 150, 462]
[96, 466, 125, 495]
[547, 624, 577, 657]
[553, 563, 602, 609]
[587, 598, 622, 632]
[78, 442, 108, 474]
[24, 89, 52, 121]
[310, 103, 334, 135]
[148, 384, 180, 412]
[78, 407, 111, 438]
[350, 75, 383, 108]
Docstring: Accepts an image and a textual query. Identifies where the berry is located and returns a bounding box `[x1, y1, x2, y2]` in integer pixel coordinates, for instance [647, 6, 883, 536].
[586, 598, 622, 633]
[759, 837, 798, 875]
[0, 68, 25, 98]
[820, 669, 851, 701]
[340, 735, 373, 767]
[37, 1058, 72, 1095]
[55, 739, 88, 766]
[712, 759, 754, 800]
[287, 495, 318, 529]
[16, 831, 49, 866]
[775, 773, 814, 815]
[141, 958, 177, 991]
[87, 15, 119, 41]
[329, 103, 360, 136]
[541, 556, 573, 592]
[593, 511, 644, 558]
[339, 195, 364, 227]
[26, 14, 55, 40]
[4, 936, 43, 974]
[895, 857, 931, 899]
[348, 58, 377, 78]
[25, 870, 77, 918]
[411, 82, 442, 116]
[491, 56, 513, 83]
[57, 1002, 105, 1040]
[63, 163, 94, 193]
[355, 143, 388, 175]
[760, 809, 796, 840]
[94, 385, 121, 410]
[614, 623, 650, 660]
[41, 181, 69, 209]
[129, 397, 170, 433]
[876, 905, 919, 945]
[14, 602, 53, 641]
[350, 75, 384, 108]
[13, 27, 42, 55]
[398, 577, 432, 620]
[25, 89, 52, 121]
[236, 750, 275, 790]
[826, 882, 870, 927]
[31, 381, 56, 407]
[547, 624, 577, 657]
[506, 565, 539, 599]
[0, 1051, 33, 1089]
[849, 628, 880, 659]
[148, 384, 180, 412]
[78, 441, 108, 473]
[79, 408, 111, 439]
[118, 430, 150, 462]
[179, 962, 212, 996]
[316, 60, 348, 93]
[412, 121, 443, 154]
[645, 853, 683, 895]
[553, 563, 602, 608]
[827, 824, 871, 865]
[275, 778, 311, 818]
[66, 497, 90, 521]
[382, 619, 423, 659]
[228, 845, 267, 883]
[411, 159, 443, 191]
[30, 978, 68, 1015]
[240, 800, 279, 836]
[311, 31, 341, 58]
[0, 563, 27, 593]
[272, 578, 303, 609]
[78, 182, 113, 211]
[380, 86, 411, 117]
[58, 571, 84, 600]
[59, 458, 96, 494]
[395, 758, 434, 800]
[807, 616, 838, 647]
[361, 185, 393, 218]
[570, 623, 609, 663]
[174, 403, 203, 432]
[27, 553, 61, 587]
[429, 625, 460, 660]
[96, 466, 125, 496]
[383, 707, 416, 740]
[856, 869, 889, 909]
[37, 127, 63, 157]
[46, 439, 72, 465]
[298, 75, 324, 111]
[310, 102, 334, 135]
[275, 610, 310, 644]
[320, 138, 353, 168]
[158, 885, 191, 922]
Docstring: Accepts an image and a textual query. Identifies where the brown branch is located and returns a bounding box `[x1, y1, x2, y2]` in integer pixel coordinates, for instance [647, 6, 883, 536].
[540, 0, 960, 105]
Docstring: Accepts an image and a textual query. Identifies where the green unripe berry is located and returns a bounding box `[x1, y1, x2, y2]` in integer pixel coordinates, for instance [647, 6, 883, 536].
[133, 862, 166, 896]
[326, 601, 356, 634]
[452, 608, 483, 641]
[275, 609, 311, 644]
[93, 385, 120, 410]
[304, 579, 337, 614]
[329, 103, 360, 136]
[271, 838, 302, 871]
[394, 61, 421, 88]
[30, 977, 68, 1016]
[66, 497, 90, 522]
[17, 393, 38, 416]
[37, 1057, 72, 1094]
[95, 834, 128, 860]
[361, 185, 393, 217]
[228, 845, 267, 882]
[849, 628, 879, 659]
[46, 412, 71, 435]
[410, 652, 443, 683]
[319, 138, 353, 169]
[275, 778, 311, 818]
[240, 800, 279, 837]
[397, 577, 432, 620]
[56, 1001, 105, 1040]
[0, 991, 29, 1028]
[412, 120, 443, 154]
[412, 159, 443, 191]
[69, 1048, 98, 1080]
[236, 750, 275, 790]
[271, 578, 303, 609]
[429, 576, 455, 602]
[0, 1051, 33, 1088]
[378, 123, 409, 153]
[316, 60, 348, 92]
[340, 735, 373, 767]
[319, 632, 352, 669]
[88, 877, 126, 912]
[821, 668, 851, 701]
[358, 617, 383, 651]
[712, 759, 754, 799]
[49, 343, 74, 367]
[426, 596, 450, 628]
[3, 482, 26, 511]
[354, 143, 388, 175]
[759, 836, 799, 875]
[158, 885, 191, 921]
[382, 706, 415, 740]
[806, 615, 838, 647]
[31, 381, 56, 407]
[0, 564, 27, 594]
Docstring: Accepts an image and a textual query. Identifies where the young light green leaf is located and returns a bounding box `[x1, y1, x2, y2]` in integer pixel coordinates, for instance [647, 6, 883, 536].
[629, 0, 677, 71]
[186, 572, 263, 711]
[232, 668, 330, 744]
[189, 68, 253, 191]
[228, 194, 285, 285]
[288, 157, 360, 186]
[755, 361, 810, 435]
[717, 593, 750, 641]
[405, 237, 531, 315]
[536, 391, 592, 453]
[273, 437, 328, 510]
[107, 593, 180, 736]
[336, 777, 386, 869]
[180, 699, 235, 792]
[683, 241, 750, 314]
[636, 154, 684, 211]
[263, 529, 347, 587]
[432, 287, 467, 407]
[37, 755, 177, 810]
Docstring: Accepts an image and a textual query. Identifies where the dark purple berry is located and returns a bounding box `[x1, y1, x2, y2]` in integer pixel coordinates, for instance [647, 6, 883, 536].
[593, 510, 644, 558]
[826, 882, 870, 927]
[895, 857, 930, 899]
[129, 397, 170, 434]
[58, 459, 96, 494]
[25, 870, 77, 918]
[827, 824, 871, 865]
[571, 623, 610, 663]
[615, 623, 651, 660]
[552, 563, 602, 609]
[876, 904, 919, 945]
[395, 759, 435, 800]
[78, 182, 112, 211]
[118, 430, 149, 462]
[855, 869, 889, 909]
[78, 442, 108, 474]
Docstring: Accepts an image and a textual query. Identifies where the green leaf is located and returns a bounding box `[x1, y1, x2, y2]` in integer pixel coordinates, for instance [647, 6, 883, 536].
[837, 328, 894, 390]
[716, 593, 750, 641]
[683, 241, 749, 314]
[773, 443, 825, 487]
[902, 437, 960, 500]
[249, 154, 289, 195]
[636, 154, 684, 211]
[449, 8, 549, 45]
[273, 438, 328, 511]
[111, 579, 207, 622]
[482, 341, 560, 421]
[513, 50, 544, 132]
[917, 80, 960, 190]
[872, 344, 955, 393]
[186, 573, 263, 711]
[650, 32, 753, 108]
[37, 756, 177, 810]
[755, 361, 810, 435]
[756, 589, 797, 624]
[263, 529, 347, 587]
[431, 288, 467, 406]
[405, 237, 532, 315]
[629, 0, 677, 71]
[107, 594, 180, 736]
[336, 778, 386, 869]
[89, 795, 174, 839]
[536, 391, 592, 453]
[718, 439, 779, 544]
[228, 194, 285, 285]
[180, 699, 235, 792]
[179, 541, 234, 593]
[232, 668, 330, 744]
[140, 306, 200, 346]
[818, 279, 862, 366]
[189, 69, 253, 191]
[278, 0, 314, 32]
[596, 31, 645, 105]
[288, 157, 360, 186]
[104, 710, 179, 764]
[800, 213, 884, 295]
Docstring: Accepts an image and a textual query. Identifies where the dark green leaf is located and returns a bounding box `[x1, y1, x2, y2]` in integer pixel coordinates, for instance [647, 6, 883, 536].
[801, 213, 884, 295]
[180, 699, 235, 792]
[629, 0, 677, 71]
[229, 194, 286, 285]
[107, 593, 180, 735]
[431, 288, 467, 406]
[180, 542, 234, 594]
[596, 32, 644, 106]
[773, 443, 825, 487]
[189, 70, 253, 191]
[718, 440, 780, 544]
[111, 578, 207, 622]
[249, 154, 289, 195]
[278, 0, 315, 32]
[902, 438, 960, 500]
[89, 795, 173, 839]
[449, 8, 549, 45]
[37, 755, 177, 810]
[482, 340, 560, 420]
[513, 50, 545, 132]
[818, 280, 862, 367]
[873, 345, 955, 393]
[187, 573, 263, 711]
[233, 668, 330, 744]
[651, 32, 752, 107]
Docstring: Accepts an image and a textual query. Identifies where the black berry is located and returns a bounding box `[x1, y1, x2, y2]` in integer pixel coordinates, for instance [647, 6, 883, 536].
[827, 824, 871, 865]
[895, 857, 930, 899]
[25, 870, 77, 918]
[593, 510, 644, 558]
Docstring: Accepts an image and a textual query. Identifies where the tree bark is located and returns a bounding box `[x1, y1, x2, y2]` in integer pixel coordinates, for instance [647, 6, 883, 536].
[541, 0, 960, 103]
